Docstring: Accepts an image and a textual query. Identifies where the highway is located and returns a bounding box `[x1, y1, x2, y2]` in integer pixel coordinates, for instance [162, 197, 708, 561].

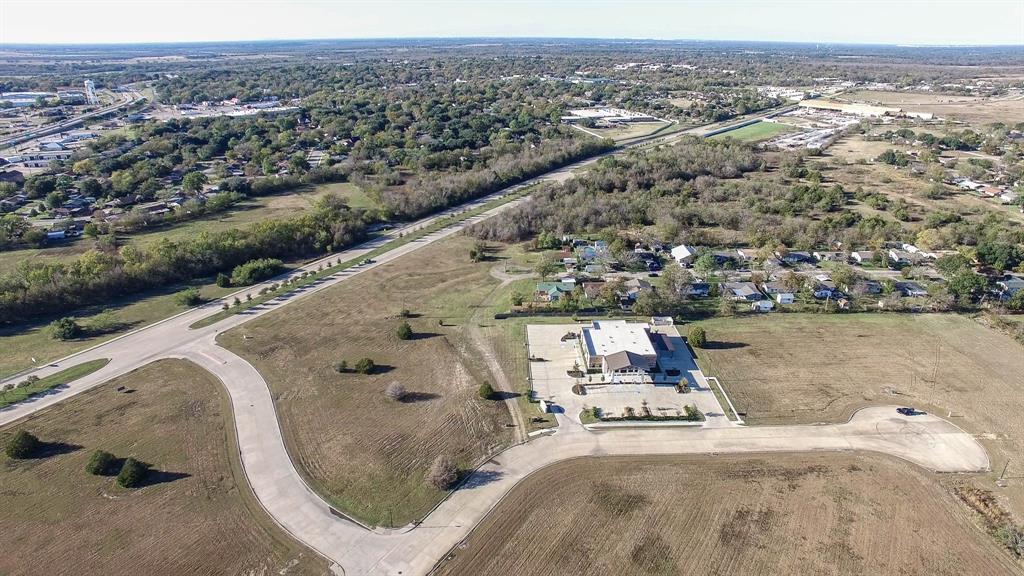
[0, 89, 145, 151]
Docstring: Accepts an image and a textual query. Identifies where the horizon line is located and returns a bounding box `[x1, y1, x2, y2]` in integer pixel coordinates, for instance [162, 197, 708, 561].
[3, 36, 1023, 49]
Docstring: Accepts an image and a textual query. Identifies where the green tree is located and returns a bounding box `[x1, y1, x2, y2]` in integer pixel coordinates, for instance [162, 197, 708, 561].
[478, 381, 495, 400]
[534, 256, 558, 279]
[5, 430, 41, 459]
[182, 171, 209, 193]
[688, 326, 707, 348]
[116, 457, 149, 488]
[215, 272, 231, 287]
[85, 449, 117, 475]
[47, 317, 81, 340]
[396, 320, 413, 340]
[354, 357, 375, 374]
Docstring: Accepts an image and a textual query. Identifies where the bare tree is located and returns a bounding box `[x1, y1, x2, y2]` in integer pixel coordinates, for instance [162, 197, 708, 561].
[384, 382, 407, 401]
[427, 454, 458, 490]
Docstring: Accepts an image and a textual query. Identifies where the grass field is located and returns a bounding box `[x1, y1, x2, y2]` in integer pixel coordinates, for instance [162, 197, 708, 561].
[218, 236, 517, 526]
[711, 120, 796, 142]
[693, 313, 1024, 523]
[0, 358, 108, 408]
[435, 453, 1019, 576]
[844, 90, 1024, 124]
[0, 359, 325, 575]
[0, 278, 234, 378]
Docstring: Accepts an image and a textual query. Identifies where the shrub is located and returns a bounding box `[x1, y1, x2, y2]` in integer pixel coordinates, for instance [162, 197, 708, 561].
[5, 430, 41, 459]
[688, 326, 707, 348]
[427, 454, 458, 490]
[47, 317, 81, 340]
[385, 382, 407, 401]
[399, 308, 412, 318]
[230, 258, 284, 285]
[334, 360, 348, 373]
[395, 320, 413, 340]
[354, 357, 375, 374]
[116, 457, 149, 488]
[174, 287, 203, 306]
[215, 272, 231, 288]
[478, 381, 495, 400]
[85, 449, 116, 475]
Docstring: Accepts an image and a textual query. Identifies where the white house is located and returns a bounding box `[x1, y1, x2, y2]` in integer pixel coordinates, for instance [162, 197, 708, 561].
[670, 244, 698, 265]
[850, 251, 875, 264]
[581, 320, 658, 377]
[751, 300, 775, 312]
[775, 292, 795, 304]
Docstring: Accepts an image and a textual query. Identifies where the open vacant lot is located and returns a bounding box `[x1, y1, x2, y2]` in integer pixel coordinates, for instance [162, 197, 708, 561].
[435, 453, 1020, 576]
[219, 236, 515, 526]
[0, 359, 325, 576]
[694, 313, 1024, 519]
[844, 90, 1024, 124]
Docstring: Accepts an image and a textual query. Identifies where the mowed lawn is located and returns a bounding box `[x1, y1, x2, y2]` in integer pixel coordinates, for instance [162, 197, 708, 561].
[0, 359, 324, 576]
[435, 453, 1019, 576]
[0, 279, 235, 378]
[218, 235, 515, 527]
[693, 313, 1024, 519]
[711, 120, 795, 142]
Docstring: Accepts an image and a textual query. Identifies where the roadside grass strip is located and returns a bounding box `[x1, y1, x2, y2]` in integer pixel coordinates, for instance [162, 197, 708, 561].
[0, 358, 110, 408]
[190, 187, 534, 329]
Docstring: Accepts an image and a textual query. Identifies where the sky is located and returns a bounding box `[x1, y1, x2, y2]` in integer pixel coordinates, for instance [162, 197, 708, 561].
[1, 0, 1022, 46]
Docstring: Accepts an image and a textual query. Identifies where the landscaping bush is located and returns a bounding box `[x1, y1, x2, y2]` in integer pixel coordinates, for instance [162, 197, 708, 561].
[174, 287, 203, 306]
[354, 357, 375, 374]
[688, 326, 707, 348]
[116, 457, 149, 488]
[215, 272, 231, 288]
[427, 454, 458, 490]
[85, 449, 117, 475]
[478, 381, 495, 400]
[5, 430, 41, 459]
[395, 320, 413, 340]
[47, 317, 81, 340]
[385, 382, 407, 401]
[334, 360, 348, 373]
[230, 258, 284, 286]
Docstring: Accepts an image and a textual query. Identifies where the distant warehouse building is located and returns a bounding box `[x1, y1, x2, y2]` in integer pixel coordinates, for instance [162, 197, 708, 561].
[581, 320, 658, 377]
[561, 107, 658, 123]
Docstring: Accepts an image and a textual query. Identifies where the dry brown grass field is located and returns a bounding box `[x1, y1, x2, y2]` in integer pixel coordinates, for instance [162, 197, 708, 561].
[0, 359, 325, 576]
[434, 453, 1021, 576]
[822, 135, 1024, 225]
[844, 90, 1024, 124]
[219, 236, 516, 526]
[694, 313, 1024, 521]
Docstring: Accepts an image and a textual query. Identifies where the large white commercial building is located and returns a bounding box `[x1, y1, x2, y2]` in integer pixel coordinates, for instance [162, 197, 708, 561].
[581, 320, 658, 376]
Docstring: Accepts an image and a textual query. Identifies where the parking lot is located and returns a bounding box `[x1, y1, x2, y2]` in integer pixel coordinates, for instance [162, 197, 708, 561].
[526, 323, 733, 427]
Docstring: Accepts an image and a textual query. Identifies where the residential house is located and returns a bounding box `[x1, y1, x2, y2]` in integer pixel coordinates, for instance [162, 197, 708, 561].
[775, 250, 815, 264]
[751, 300, 775, 312]
[721, 281, 763, 301]
[535, 281, 575, 302]
[850, 251, 875, 264]
[582, 282, 606, 301]
[760, 281, 790, 295]
[619, 278, 652, 302]
[813, 251, 846, 262]
[997, 275, 1024, 299]
[812, 281, 839, 299]
[681, 282, 710, 297]
[775, 292, 795, 304]
[735, 248, 758, 261]
[670, 244, 698, 265]
[895, 281, 928, 297]
[853, 279, 883, 296]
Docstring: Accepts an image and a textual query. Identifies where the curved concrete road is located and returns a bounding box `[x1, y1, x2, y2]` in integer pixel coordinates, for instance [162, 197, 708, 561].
[0, 104, 991, 575]
[149, 339, 1003, 576]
